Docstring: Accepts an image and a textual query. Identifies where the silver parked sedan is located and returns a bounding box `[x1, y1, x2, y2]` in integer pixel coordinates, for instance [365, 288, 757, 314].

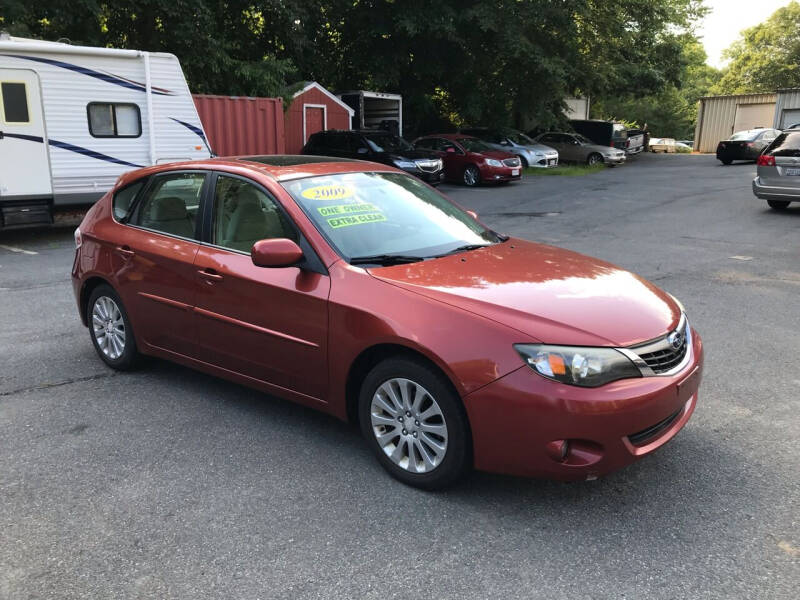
[461, 128, 559, 168]
[534, 132, 626, 166]
[752, 130, 800, 210]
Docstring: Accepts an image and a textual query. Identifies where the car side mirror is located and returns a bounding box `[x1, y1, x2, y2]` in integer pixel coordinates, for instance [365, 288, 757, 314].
[466, 210, 478, 220]
[357, 147, 369, 154]
[251, 238, 303, 268]
[446, 147, 456, 153]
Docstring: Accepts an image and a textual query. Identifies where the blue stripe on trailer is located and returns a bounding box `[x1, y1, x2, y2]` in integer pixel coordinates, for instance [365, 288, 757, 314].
[2, 132, 144, 168]
[1, 54, 174, 96]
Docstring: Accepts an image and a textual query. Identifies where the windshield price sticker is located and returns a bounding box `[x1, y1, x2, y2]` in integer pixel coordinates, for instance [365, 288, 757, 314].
[317, 203, 378, 217]
[301, 184, 355, 201]
[327, 213, 387, 229]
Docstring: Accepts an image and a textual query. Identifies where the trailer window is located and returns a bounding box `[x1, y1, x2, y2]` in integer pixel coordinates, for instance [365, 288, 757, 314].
[87, 103, 141, 137]
[1, 82, 30, 123]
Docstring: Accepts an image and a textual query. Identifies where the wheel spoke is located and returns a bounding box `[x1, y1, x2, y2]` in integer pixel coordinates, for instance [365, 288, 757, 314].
[369, 377, 448, 474]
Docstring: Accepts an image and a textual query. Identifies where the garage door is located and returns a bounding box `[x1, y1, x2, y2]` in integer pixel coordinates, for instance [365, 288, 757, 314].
[780, 109, 800, 129]
[733, 103, 775, 133]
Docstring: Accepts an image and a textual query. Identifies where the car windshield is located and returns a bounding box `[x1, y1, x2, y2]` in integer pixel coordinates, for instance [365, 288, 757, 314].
[458, 138, 493, 153]
[364, 133, 414, 153]
[281, 172, 499, 261]
[730, 130, 759, 141]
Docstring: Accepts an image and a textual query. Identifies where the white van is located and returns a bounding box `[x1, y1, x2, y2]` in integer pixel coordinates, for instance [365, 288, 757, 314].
[0, 34, 210, 228]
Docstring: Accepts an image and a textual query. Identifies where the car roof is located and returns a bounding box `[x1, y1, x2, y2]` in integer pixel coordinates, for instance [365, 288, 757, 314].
[421, 133, 476, 141]
[114, 155, 398, 188]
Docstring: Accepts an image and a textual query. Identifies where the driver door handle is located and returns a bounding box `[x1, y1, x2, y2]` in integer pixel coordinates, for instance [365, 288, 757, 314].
[114, 245, 135, 259]
[198, 269, 223, 282]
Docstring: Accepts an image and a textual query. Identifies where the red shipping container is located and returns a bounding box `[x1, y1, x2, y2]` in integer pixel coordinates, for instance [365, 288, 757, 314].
[193, 94, 286, 157]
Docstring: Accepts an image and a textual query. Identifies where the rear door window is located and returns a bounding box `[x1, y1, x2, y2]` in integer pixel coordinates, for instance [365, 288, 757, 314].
[132, 173, 206, 238]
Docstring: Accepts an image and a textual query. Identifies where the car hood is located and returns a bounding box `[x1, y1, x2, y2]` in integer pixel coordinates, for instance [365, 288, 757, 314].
[382, 149, 440, 161]
[471, 149, 518, 160]
[518, 143, 558, 154]
[369, 239, 680, 347]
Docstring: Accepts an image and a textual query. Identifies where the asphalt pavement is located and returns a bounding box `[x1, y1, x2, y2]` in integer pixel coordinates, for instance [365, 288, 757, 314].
[1, 152, 798, 599]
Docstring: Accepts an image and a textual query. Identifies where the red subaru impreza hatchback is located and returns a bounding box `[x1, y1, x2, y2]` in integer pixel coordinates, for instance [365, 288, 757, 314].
[72, 156, 703, 489]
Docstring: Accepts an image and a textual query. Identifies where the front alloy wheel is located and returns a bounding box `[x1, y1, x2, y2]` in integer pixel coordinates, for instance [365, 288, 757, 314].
[587, 153, 603, 165]
[359, 357, 471, 489]
[463, 165, 481, 187]
[370, 378, 448, 473]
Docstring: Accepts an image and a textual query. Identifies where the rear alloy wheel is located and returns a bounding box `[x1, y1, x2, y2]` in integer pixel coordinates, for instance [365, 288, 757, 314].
[359, 357, 471, 489]
[88, 284, 140, 370]
[767, 199, 791, 210]
[462, 165, 481, 187]
[587, 153, 603, 165]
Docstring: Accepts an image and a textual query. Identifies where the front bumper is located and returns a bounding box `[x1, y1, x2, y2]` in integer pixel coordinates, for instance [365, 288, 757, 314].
[462, 329, 703, 480]
[530, 154, 559, 168]
[752, 176, 800, 201]
[604, 154, 627, 165]
[479, 164, 522, 182]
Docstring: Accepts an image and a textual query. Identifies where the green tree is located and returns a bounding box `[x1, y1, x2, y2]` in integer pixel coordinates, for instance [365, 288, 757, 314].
[711, 1, 800, 94]
[592, 33, 719, 138]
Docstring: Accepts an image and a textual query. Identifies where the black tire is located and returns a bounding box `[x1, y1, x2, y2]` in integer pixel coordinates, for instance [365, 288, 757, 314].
[517, 155, 529, 168]
[87, 284, 140, 370]
[720, 158, 732, 165]
[587, 153, 603, 165]
[358, 357, 471, 490]
[462, 165, 481, 187]
[767, 199, 791, 210]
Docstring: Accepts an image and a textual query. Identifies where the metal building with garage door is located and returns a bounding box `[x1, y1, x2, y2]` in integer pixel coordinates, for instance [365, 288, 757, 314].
[693, 93, 777, 153]
[773, 88, 800, 129]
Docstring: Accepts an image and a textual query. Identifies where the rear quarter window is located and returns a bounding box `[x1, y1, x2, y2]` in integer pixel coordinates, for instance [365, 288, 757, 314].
[112, 180, 146, 221]
[765, 132, 800, 157]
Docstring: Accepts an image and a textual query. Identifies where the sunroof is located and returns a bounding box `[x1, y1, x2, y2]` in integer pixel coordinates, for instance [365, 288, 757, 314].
[237, 155, 359, 166]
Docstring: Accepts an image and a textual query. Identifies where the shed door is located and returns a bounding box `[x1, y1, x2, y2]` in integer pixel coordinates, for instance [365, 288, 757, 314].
[304, 106, 325, 144]
[780, 109, 800, 129]
[733, 103, 774, 133]
[0, 69, 52, 199]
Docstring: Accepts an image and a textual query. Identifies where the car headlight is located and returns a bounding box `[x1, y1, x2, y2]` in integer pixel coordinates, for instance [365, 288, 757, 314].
[486, 159, 503, 167]
[514, 344, 641, 387]
[393, 159, 417, 169]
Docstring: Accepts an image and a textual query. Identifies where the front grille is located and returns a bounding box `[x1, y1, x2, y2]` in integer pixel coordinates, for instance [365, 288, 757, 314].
[415, 159, 441, 172]
[503, 158, 521, 167]
[639, 343, 688, 373]
[631, 317, 689, 374]
[628, 407, 682, 446]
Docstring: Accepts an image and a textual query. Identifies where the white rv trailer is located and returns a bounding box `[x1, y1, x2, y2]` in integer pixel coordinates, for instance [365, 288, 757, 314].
[0, 34, 211, 228]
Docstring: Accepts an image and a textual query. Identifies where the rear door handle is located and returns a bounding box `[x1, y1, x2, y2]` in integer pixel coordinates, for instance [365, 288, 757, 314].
[115, 245, 135, 259]
[198, 269, 223, 282]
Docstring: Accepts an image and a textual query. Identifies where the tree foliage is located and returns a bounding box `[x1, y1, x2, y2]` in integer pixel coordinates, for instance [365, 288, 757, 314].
[593, 35, 720, 138]
[710, 1, 800, 95]
[1, 0, 706, 134]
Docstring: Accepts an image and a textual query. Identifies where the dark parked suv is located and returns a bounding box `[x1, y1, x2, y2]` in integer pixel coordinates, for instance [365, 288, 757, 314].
[302, 130, 444, 184]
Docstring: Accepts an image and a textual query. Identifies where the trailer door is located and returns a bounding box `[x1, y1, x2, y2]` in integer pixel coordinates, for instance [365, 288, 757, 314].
[0, 69, 52, 199]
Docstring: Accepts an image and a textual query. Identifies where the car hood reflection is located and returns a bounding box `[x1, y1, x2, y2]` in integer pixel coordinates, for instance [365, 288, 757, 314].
[368, 239, 680, 347]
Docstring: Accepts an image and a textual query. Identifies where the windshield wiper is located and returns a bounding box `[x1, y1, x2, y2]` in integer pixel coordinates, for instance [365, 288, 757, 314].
[433, 243, 493, 258]
[349, 254, 426, 266]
